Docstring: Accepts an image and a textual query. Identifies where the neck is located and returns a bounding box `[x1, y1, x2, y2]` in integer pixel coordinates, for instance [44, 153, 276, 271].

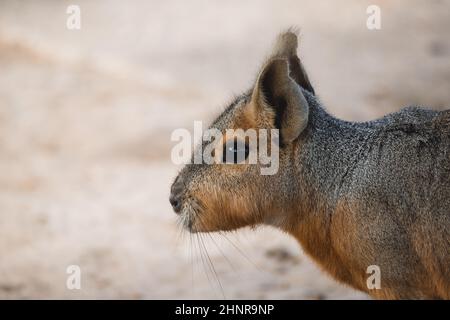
[278, 92, 370, 284]
[294, 90, 367, 212]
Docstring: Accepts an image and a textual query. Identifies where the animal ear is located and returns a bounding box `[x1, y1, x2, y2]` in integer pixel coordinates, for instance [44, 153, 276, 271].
[250, 58, 309, 144]
[271, 30, 315, 94]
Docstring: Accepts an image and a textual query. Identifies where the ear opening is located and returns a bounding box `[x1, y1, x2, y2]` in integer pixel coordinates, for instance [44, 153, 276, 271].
[251, 58, 309, 145]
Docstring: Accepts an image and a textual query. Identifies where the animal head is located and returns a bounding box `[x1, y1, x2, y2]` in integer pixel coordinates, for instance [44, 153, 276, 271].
[170, 31, 315, 232]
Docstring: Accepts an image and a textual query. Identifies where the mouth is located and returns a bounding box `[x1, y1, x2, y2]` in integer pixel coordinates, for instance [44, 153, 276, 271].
[178, 198, 203, 233]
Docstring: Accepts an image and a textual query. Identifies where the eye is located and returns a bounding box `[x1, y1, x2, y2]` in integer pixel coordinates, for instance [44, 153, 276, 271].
[223, 138, 249, 164]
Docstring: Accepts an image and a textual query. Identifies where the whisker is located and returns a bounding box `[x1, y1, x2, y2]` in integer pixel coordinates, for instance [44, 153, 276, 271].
[195, 233, 215, 294]
[174, 218, 185, 244]
[198, 231, 226, 299]
[189, 231, 195, 295]
[197, 218, 238, 273]
[219, 231, 262, 272]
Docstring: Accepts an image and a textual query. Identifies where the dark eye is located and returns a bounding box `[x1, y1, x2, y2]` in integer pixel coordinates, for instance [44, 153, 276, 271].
[223, 138, 249, 164]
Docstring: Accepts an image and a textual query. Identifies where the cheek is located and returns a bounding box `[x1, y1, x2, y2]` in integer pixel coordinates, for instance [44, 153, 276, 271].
[192, 177, 262, 231]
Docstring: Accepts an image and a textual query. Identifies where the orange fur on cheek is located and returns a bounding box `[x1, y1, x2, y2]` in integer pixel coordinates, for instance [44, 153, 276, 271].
[191, 187, 262, 232]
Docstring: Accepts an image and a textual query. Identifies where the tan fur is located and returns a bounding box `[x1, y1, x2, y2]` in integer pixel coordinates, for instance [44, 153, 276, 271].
[170, 30, 450, 299]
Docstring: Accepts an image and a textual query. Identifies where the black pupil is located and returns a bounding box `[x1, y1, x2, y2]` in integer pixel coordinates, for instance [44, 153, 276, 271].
[223, 138, 249, 163]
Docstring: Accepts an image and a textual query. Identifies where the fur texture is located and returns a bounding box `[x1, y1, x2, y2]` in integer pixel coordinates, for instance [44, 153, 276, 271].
[170, 31, 450, 299]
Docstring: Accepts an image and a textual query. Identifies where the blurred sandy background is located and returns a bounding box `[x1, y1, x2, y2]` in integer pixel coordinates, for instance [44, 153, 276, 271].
[0, 0, 449, 299]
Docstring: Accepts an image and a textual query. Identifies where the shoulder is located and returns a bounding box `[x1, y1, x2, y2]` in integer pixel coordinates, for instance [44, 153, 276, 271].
[362, 106, 443, 135]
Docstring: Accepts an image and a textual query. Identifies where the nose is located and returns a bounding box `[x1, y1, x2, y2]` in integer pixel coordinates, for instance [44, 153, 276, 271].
[169, 193, 182, 213]
[170, 176, 184, 214]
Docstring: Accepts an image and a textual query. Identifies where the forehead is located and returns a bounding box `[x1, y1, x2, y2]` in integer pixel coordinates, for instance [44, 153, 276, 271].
[194, 91, 252, 159]
[209, 91, 251, 131]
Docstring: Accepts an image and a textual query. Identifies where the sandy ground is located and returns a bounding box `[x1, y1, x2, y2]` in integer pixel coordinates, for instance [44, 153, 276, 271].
[0, 0, 449, 299]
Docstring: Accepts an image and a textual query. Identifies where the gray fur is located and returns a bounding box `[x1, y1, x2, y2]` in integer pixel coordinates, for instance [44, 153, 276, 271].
[170, 31, 450, 299]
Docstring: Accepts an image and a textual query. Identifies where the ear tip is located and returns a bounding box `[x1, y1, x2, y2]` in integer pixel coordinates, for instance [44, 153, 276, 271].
[274, 27, 300, 56]
[282, 26, 300, 40]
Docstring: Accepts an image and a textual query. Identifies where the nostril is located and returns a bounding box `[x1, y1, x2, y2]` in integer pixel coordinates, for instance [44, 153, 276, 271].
[169, 194, 182, 213]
